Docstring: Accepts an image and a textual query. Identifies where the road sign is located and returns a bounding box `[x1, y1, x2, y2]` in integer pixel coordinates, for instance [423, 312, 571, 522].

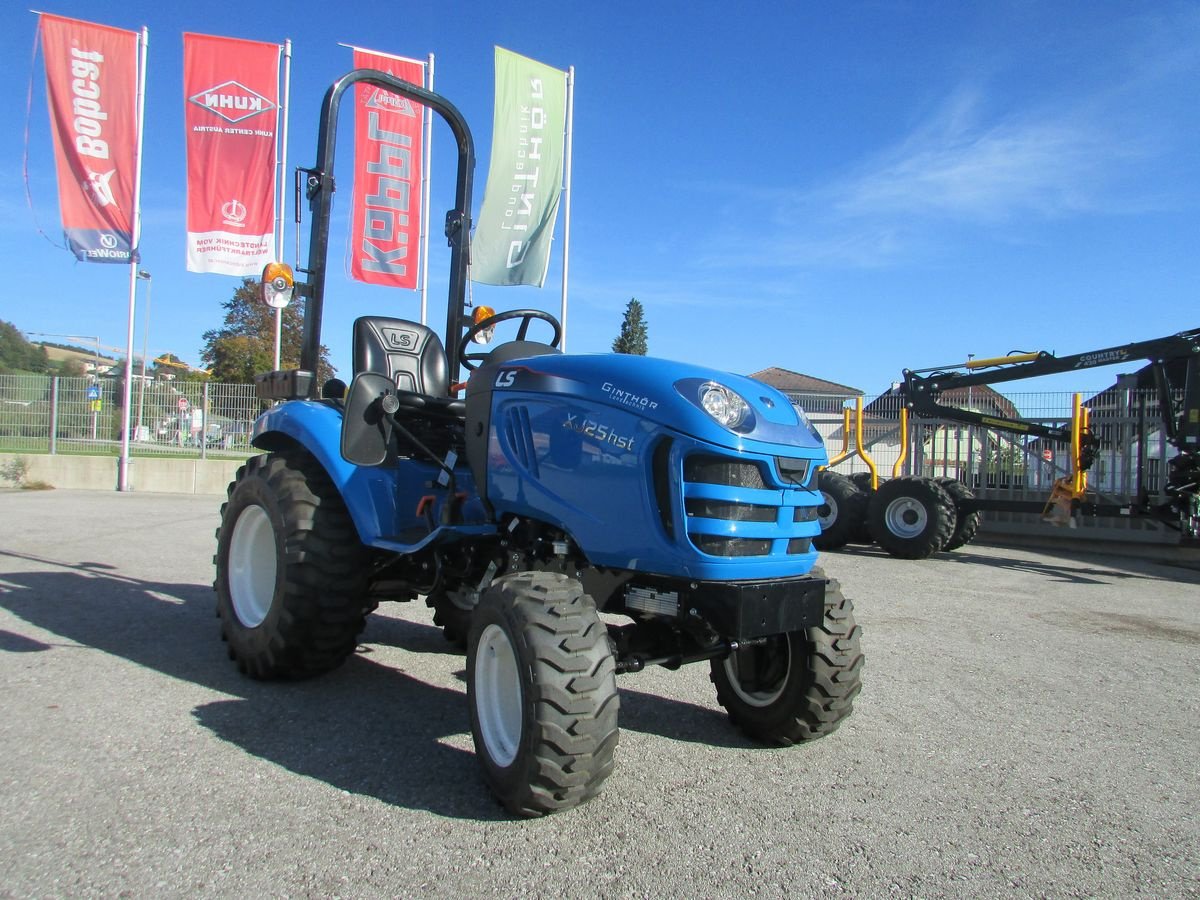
[86, 385, 101, 401]
[177, 396, 189, 412]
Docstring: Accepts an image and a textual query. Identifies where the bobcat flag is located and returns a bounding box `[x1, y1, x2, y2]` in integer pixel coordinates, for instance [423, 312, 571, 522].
[183, 33, 281, 275]
[39, 14, 140, 263]
[349, 48, 425, 289]
[472, 47, 567, 287]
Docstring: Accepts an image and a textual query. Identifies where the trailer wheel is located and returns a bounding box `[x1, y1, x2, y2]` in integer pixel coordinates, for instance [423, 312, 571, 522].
[936, 477, 982, 551]
[467, 572, 619, 817]
[710, 571, 863, 744]
[813, 470, 867, 551]
[214, 452, 374, 679]
[867, 475, 957, 559]
[847, 472, 877, 543]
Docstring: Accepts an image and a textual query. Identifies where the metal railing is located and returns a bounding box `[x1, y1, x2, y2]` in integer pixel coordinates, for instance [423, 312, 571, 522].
[0, 374, 261, 460]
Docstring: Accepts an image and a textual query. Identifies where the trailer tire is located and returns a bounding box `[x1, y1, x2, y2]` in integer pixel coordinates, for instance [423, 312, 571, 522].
[467, 572, 619, 817]
[813, 470, 867, 551]
[936, 477, 982, 551]
[214, 452, 375, 679]
[710, 570, 863, 744]
[867, 475, 957, 559]
[847, 472, 877, 543]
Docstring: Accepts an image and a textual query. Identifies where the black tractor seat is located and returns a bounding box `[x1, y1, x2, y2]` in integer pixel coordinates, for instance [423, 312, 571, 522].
[353, 316, 465, 419]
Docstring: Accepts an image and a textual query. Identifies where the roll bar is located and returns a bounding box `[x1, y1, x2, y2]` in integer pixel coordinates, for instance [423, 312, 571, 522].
[296, 70, 476, 395]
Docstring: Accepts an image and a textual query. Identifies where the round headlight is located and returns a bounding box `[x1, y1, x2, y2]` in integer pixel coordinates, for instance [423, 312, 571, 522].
[698, 381, 749, 430]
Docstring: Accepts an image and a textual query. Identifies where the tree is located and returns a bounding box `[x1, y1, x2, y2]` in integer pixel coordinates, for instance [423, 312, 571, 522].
[201, 279, 334, 384]
[612, 298, 648, 355]
[0, 321, 50, 374]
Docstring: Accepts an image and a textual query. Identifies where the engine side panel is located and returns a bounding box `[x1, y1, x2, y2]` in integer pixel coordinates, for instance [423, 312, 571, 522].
[484, 391, 825, 580]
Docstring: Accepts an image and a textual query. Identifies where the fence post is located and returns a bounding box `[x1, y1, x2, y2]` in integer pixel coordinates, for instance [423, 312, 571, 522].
[201, 382, 209, 461]
[49, 377, 58, 455]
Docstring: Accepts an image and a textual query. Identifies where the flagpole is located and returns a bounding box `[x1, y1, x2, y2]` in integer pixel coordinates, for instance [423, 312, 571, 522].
[273, 38, 292, 371]
[119, 25, 148, 492]
[559, 65, 575, 352]
[420, 52, 434, 326]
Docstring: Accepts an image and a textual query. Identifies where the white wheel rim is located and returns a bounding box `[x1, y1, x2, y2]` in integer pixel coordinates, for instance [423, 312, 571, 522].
[474, 623, 523, 767]
[228, 504, 277, 628]
[724, 638, 791, 708]
[818, 492, 838, 529]
[884, 496, 928, 539]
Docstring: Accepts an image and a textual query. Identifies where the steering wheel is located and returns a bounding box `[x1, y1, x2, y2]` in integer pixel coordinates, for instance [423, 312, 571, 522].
[458, 308, 562, 370]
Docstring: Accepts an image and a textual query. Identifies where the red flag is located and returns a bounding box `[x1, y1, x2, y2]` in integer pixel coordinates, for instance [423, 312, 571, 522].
[40, 14, 140, 263]
[184, 33, 280, 276]
[350, 49, 424, 289]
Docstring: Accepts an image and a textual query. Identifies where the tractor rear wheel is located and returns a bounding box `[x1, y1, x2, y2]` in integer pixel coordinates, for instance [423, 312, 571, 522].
[214, 452, 374, 679]
[710, 570, 862, 744]
[467, 572, 619, 817]
[936, 477, 982, 551]
[813, 470, 867, 551]
[867, 475, 957, 559]
[425, 589, 474, 648]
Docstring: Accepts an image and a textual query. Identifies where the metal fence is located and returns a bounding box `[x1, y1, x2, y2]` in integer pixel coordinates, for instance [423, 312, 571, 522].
[795, 388, 1184, 539]
[0, 374, 260, 460]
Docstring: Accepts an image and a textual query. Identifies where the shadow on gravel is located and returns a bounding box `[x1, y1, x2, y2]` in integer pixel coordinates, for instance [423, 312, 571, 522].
[941, 552, 1148, 584]
[616, 687, 755, 749]
[0, 549, 503, 820]
[0, 548, 758, 816]
[828, 543, 1196, 585]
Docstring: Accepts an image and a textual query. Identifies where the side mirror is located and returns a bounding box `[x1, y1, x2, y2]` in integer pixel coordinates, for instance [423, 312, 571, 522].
[261, 261, 295, 310]
[341, 372, 396, 466]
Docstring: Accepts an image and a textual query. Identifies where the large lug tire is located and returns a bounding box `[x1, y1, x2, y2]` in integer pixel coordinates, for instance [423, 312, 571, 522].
[467, 572, 619, 817]
[936, 477, 982, 551]
[867, 475, 957, 559]
[214, 452, 375, 679]
[710, 570, 863, 744]
[812, 470, 867, 551]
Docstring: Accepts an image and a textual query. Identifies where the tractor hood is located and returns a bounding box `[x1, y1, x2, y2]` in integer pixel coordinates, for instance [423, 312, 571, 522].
[483, 351, 825, 453]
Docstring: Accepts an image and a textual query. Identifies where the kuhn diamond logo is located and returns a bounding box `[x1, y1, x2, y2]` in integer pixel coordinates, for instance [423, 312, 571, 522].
[189, 80, 276, 124]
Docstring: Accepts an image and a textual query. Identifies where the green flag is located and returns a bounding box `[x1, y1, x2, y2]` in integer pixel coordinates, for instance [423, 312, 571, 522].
[472, 47, 567, 287]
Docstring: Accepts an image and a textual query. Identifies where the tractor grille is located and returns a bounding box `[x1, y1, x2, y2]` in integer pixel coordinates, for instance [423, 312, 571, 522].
[503, 406, 538, 476]
[681, 454, 820, 559]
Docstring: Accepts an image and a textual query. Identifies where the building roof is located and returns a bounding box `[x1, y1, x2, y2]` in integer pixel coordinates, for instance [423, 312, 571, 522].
[748, 367, 862, 395]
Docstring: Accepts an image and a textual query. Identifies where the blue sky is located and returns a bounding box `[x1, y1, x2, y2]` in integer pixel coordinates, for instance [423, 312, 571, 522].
[3, 1, 1197, 395]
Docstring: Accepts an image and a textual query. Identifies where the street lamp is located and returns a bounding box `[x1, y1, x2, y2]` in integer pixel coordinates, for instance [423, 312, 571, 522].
[136, 270, 151, 440]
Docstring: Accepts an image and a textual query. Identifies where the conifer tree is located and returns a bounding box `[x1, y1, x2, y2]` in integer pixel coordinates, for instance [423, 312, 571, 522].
[612, 298, 648, 355]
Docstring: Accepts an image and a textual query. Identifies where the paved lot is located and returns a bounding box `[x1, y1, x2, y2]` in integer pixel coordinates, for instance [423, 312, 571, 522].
[1, 489, 1197, 898]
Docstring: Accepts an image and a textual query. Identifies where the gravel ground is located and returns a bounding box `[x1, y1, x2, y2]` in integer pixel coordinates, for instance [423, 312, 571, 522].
[1, 489, 1197, 898]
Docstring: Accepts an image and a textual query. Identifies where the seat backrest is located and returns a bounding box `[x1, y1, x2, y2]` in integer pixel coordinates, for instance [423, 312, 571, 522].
[352, 316, 449, 397]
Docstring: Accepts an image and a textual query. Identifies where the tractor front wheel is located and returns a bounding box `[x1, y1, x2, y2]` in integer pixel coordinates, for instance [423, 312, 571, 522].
[467, 572, 619, 817]
[214, 452, 374, 679]
[710, 572, 863, 744]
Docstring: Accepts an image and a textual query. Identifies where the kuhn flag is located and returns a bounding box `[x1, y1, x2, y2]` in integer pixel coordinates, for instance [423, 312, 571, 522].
[472, 48, 566, 287]
[349, 49, 424, 289]
[39, 14, 140, 263]
[184, 33, 280, 276]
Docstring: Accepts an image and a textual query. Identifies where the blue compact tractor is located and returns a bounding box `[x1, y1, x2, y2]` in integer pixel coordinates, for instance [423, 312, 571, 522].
[214, 71, 863, 816]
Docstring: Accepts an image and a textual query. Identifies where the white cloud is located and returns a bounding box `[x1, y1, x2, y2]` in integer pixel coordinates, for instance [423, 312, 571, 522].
[829, 88, 1133, 225]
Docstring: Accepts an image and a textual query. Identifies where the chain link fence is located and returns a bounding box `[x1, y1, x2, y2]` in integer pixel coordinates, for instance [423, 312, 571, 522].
[0, 374, 260, 459]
